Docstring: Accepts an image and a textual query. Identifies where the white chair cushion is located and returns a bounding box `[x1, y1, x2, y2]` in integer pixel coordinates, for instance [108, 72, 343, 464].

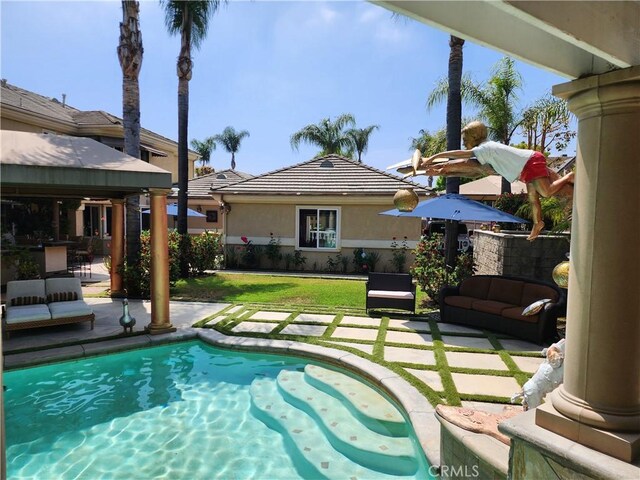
[48, 300, 93, 320]
[6, 304, 52, 324]
[6, 280, 46, 306]
[45, 278, 84, 300]
[367, 290, 415, 300]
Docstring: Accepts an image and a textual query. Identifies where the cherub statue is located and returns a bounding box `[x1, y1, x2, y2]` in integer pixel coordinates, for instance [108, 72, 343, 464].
[511, 338, 566, 410]
[394, 121, 574, 241]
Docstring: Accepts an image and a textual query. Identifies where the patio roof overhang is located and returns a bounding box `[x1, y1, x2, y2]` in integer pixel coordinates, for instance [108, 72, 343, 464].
[1, 130, 172, 199]
[373, 1, 640, 79]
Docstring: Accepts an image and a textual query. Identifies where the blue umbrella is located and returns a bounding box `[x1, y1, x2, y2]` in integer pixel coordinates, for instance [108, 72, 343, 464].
[380, 193, 527, 223]
[141, 204, 205, 217]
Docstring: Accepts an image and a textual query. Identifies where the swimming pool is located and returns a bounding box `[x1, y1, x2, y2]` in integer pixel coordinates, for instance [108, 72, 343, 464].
[5, 341, 434, 479]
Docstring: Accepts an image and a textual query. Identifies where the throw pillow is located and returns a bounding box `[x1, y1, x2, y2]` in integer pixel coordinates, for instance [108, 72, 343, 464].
[47, 291, 79, 303]
[10, 296, 46, 307]
[522, 298, 552, 316]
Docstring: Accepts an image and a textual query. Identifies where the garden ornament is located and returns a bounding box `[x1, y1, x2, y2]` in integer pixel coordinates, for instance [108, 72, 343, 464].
[119, 298, 136, 333]
[511, 338, 566, 410]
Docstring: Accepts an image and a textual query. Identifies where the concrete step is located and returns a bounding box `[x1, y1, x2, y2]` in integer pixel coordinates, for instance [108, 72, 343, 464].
[304, 364, 407, 436]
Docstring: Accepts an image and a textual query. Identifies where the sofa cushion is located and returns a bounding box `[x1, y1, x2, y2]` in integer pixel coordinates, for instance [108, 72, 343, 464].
[5, 304, 52, 324]
[459, 277, 491, 300]
[487, 278, 524, 305]
[367, 290, 414, 300]
[6, 280, 46, 306]
[48, 300, 93, 320]
[10, 295, 46, 307]
[47, 291, 79, 303]
[45, 278, 84, 300]
[520, 284, 559, 307]
[471, 299, 514, 316]
[502, 306, 539, 324]
[444, 295, 475, 309]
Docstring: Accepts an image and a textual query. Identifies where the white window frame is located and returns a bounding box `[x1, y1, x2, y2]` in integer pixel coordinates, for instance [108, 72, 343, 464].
[295, 206, 341, 251]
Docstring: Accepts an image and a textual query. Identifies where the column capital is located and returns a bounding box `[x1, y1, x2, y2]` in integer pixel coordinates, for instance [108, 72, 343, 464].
[110, 198, 126, 205]
[148, 188, 171, 197]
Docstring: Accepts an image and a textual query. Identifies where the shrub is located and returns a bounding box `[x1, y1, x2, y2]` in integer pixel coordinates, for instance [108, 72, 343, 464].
[366, 251, 381, 272]
[293, 250, 306, 271]
[4, 247, 41, 280]
[239, 236, 261, 269]
[265, 233, 282, 269]
[190, 231, 224, 274]
[410, 234, 474, 306]
[352, 248, 368, 273]
[283, 252, 293, 271]
[390, 236, 408, 273]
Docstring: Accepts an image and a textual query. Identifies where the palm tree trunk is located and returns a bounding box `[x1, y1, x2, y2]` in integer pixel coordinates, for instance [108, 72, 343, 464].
[231, 152, 236, 170]
[119, 0, 143, 292]
[445, 35, 464, 273]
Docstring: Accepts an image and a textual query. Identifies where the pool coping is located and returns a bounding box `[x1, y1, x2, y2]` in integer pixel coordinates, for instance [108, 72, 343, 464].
[3, 327, 442, 470]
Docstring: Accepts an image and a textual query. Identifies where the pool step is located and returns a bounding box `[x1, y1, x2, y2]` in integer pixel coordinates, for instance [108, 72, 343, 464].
[277, 370, 418, 476]
[304, 364, 407, 436]
[250, 378, 405, 480]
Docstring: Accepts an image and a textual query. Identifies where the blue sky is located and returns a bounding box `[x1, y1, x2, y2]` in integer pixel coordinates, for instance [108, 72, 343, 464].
[1, 1, 574, 178]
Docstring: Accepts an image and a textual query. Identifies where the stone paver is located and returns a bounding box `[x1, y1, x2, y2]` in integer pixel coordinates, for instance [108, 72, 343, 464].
[511, 355, 545, 373]
[498, 339, 542, 353]
[324, 341, 374, 355]
[451, 372, 521, 397]
[231, 322, 277, 334]
[461, 400, 515, 414]
[248, 311, 290, 321]
[387, 319, 430, 332]
[340, 315, 382, 327]
[385, 330, 433, 346]
[405, 368, 443, 392]
[384, 346, 436, 365]
[226, 305, 244, 314]
[445, 351, 508, 371]
[291, 313, 335, 324]
[331, 327, 379, 341]
[435, 322, 483, 335]
[280, 324, 327, 336]
[441, 336, 494, 350]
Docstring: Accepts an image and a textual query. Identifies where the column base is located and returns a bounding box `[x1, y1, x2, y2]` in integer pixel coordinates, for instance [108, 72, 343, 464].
[536, 402, 640, 462]
[144, 323, 177, 335]
[110, 291, 126, 298]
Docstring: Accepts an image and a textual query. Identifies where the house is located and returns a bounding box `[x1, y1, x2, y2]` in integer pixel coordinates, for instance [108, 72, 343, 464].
[0, 81, 199, 248]
[164, 169, 253, 234]
[212, 155, 432, 272]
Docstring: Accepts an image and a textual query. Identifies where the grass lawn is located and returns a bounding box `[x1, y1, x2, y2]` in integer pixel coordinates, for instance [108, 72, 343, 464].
[173, 273, 427, 310]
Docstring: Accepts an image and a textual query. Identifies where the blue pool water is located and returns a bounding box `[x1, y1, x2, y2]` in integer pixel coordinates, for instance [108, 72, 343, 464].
[5, 341, 434, 479]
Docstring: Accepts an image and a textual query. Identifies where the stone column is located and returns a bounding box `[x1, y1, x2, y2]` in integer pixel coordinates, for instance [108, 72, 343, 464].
[109, 199, 125, 297]
[535, 66, 640, 462]
[146, 189, 175, 334]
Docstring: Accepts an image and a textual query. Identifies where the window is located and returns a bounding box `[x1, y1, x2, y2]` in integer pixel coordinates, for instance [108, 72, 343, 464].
[297, 207, 339, 249]
[206, 210, 219, 223]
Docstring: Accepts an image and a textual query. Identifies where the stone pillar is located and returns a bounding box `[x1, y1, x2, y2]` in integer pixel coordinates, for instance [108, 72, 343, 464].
[535, 66, 640, 462]
[110, 199, 125, 297]
[146, 189, 175, 334]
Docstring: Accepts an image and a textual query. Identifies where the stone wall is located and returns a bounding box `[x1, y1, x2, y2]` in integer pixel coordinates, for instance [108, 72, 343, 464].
[473, 230, 569, 284]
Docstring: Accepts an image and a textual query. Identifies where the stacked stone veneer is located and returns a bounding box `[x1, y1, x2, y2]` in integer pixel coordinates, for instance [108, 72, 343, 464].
[473, 230, 570, 284]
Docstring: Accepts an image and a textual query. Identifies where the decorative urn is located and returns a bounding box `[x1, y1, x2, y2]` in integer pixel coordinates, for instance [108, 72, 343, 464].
[552, 253, 570, 289]
[393, 188, 419, 212]
[119, 298, 136, 333]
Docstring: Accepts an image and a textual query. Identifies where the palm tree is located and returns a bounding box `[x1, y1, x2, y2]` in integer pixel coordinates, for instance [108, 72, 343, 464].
[346, 124, 379, 163]
[410, 127, 446, 187]
[118, 0, 143, 292]
[162, 0, 224, 277]
[290, 114, 356, 157]
[213, 126, 250, 170]
[190, 136, 216, 165]
[427, 56, 524, 193]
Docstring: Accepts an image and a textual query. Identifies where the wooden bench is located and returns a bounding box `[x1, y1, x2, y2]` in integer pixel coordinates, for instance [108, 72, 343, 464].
[366, 272, 416, 313]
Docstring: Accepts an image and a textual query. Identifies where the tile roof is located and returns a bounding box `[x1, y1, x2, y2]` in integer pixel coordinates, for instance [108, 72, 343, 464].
[211, 155, 431, 196]
[170, 169, 254, 198]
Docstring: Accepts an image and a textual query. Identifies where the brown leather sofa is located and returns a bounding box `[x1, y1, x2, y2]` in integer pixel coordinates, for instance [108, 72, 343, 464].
[439, 275, 566, 344]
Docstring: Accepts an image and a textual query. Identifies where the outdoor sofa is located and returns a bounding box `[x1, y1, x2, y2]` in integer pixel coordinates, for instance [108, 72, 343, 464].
[2, 278, 95, 338]
[366, 272, 416, 313]
[439, 275, 566, 344]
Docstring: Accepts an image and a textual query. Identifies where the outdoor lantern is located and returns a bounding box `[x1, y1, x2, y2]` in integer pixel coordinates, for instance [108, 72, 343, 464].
[119, 298, 136, 333]
[393, 188, 419, 212]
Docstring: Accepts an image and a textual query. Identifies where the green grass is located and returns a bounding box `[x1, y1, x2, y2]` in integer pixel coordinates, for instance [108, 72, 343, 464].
[173, 272, 427, 310]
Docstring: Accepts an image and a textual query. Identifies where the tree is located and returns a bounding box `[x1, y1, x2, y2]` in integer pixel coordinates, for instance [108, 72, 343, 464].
[190, 136, 216, 165]
[162, 0, 224, 277]
[519, 94, 575, 153]
[290, 114, 356, 157]
[213, 126, 250, 170]
[410, 127, 446, 187]
[118, 0, 143, 293]
[428, 56, 524, 193]
[346, 124, 379, 163]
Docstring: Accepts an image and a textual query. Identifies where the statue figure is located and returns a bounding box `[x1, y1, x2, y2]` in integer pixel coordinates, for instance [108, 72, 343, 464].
[396, 121, 574, 241]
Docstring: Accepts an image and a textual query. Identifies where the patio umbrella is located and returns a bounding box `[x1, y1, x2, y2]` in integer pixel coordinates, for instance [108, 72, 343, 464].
[141, 204, 206, 217]
[380, 193, 527, 223]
